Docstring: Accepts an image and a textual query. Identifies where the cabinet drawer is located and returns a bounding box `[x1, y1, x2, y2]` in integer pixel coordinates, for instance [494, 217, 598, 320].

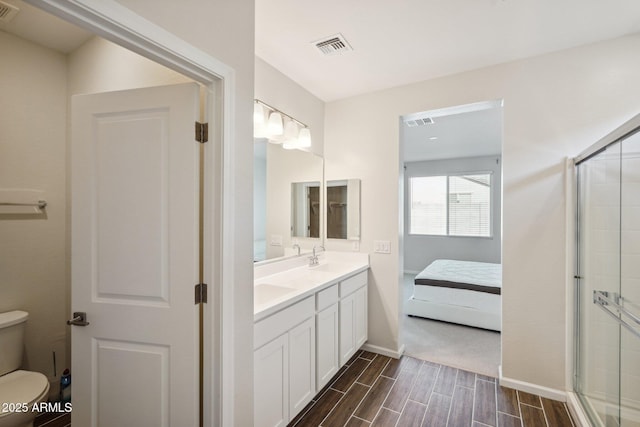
[339, 270, 367, 297]
[316, 284, 338, 311]
[255, 296, 314, 349]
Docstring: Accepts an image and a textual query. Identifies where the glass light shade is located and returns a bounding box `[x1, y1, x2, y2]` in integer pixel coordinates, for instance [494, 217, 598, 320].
[297, 127, 312, 148]
[253, 103, 270, 138]
[284, 119, 299, 140]
[267, 112, 284, 136]
[253, 103, 265, 126]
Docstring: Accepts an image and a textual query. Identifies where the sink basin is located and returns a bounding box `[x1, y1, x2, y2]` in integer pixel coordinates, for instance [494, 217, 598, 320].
[308, 263, 349, 273]
[254, 284, 297, 305]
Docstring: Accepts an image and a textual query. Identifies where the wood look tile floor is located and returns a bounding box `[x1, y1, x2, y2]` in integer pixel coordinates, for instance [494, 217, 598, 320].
[289, 351, 575, 427]
[34, 411, 71, 427]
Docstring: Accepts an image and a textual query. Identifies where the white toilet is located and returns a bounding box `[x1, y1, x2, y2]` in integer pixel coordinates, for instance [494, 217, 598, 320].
[0, 311, 50, 427]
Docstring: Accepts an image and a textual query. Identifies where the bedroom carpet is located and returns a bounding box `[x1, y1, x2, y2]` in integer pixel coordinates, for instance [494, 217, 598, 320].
[402, 274, 501, 378]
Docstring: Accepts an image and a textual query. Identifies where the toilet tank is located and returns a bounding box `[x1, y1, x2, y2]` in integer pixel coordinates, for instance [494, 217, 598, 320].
[0, 310, 29, 376]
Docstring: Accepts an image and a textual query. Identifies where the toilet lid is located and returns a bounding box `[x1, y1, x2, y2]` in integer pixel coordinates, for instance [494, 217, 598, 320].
[0, 370, 49, 407]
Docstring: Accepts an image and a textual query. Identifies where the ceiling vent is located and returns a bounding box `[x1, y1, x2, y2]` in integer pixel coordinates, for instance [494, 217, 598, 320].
[0, 1, 19, 23]
[313, 33, 352, 55]
[404, 117, 434, 127]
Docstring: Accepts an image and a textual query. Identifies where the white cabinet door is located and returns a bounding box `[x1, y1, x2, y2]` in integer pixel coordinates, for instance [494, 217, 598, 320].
[340, 284, 368, 367]
[254, 334, 289, 427]
[289, 317, 316, 415]
[339, 292, 356, 366]
[355, 286, 368, 348]
[316, 303, 339, 391]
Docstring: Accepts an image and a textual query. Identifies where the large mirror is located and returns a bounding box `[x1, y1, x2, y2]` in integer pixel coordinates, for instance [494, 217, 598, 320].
[326, 179, 361, 240]
[254, 139, 323, 261]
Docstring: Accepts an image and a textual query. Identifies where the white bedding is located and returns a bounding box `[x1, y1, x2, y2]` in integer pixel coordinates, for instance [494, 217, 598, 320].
[414, 259, 501, 291]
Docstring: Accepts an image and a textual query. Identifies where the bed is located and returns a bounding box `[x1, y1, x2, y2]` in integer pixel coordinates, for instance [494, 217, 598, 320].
[406, 259, 502, 331]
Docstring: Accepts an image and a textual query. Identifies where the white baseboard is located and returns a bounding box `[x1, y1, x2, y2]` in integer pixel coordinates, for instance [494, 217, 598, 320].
[361, 343, 405, 359]
[404, 270, 420, 275]
[566, 392, 593, 427]
[498, 365, 567, 402]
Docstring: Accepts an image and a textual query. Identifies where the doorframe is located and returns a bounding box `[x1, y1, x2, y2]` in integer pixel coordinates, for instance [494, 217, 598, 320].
[397, 99, 504, 365]
[24, 0, 238, 425]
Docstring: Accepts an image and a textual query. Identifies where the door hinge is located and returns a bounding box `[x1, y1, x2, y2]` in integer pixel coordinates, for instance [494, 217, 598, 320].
[195, 122, 208, 143]
[195, 283, 208, 304]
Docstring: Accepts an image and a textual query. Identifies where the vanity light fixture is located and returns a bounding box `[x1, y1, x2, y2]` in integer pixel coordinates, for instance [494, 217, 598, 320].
[283, 126, 312, 150]
[267, 111, 284, 137]
[253, 101, 270, 139]
[296, 128, 312, 148]
[253, 102, 265, 126]
[283, 119, 299, 141]
[254, 99, 312, 150]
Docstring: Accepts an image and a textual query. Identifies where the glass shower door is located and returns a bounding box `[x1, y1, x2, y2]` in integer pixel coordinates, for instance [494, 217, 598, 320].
[576, 141, 622, 427]
[620, 132, 640, 427]
[576, 123, 640, 427]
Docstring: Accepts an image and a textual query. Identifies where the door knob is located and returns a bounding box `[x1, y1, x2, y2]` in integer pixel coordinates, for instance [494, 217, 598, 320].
[67, 312, 90, 326]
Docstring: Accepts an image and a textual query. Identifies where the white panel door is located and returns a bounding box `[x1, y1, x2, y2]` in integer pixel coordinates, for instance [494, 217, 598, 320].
[71, 83, 201, 427]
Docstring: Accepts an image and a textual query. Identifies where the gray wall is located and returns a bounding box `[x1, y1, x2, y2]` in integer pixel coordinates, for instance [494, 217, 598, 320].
[403, 155, 502, 273]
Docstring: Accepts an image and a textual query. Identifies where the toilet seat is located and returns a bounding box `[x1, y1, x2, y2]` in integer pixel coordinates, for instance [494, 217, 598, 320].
[0, 370, 50, 416]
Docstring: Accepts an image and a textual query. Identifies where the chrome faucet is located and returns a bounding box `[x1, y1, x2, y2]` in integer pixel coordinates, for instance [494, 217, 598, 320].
[309, 245, 325, 266]
[292, 243, 301, 256]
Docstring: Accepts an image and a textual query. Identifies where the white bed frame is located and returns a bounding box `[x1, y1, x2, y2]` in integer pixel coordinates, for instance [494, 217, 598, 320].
[406, 295, 501, 331]
[406, 259, 502, 331]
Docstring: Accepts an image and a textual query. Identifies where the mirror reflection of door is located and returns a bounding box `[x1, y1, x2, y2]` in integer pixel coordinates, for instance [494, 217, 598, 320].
[291, 181, 320, 238]
[327, 184, 348, 239]
[308, 186, 320, 238]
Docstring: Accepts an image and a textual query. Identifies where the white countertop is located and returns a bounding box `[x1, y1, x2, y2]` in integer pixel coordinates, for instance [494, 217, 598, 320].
[254, 251, 369, 322]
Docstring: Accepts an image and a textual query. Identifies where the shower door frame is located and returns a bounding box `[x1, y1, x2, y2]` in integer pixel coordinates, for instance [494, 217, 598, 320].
[573, 113, 640, 427]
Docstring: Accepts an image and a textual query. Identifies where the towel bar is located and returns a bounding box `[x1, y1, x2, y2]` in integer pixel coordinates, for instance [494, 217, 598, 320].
[594, 290, 640, 340]
[0, 200, 47, 209]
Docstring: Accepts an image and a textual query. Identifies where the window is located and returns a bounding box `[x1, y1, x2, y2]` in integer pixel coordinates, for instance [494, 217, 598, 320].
[409, 173, 491, 237]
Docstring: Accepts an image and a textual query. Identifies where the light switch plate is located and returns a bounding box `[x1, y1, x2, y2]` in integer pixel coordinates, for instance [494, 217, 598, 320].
[270, 235, 283, 246]
[374, 240, 391, 254]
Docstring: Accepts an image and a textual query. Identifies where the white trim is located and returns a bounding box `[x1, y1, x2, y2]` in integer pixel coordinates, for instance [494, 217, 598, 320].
[566, 392, 593, 427]
[498, 365, 567, 402]
[574, 112, 640, 164]
[26, 0, 233, 82]
[565, 157, 577, 397]
[404, 269, 420, 275]
[23, 1, 237, 425]
[361, 343, 405, 359]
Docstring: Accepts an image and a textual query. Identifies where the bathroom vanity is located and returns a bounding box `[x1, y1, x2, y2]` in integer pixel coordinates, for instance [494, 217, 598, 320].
[253, 251, 369, 427]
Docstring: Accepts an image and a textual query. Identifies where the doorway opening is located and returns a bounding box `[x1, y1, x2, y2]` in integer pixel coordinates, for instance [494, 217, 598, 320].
[399, 100, 503, 377]
[0, 1, 236, 425]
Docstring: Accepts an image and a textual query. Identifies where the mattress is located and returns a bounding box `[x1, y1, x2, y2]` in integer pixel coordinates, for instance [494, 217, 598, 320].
[414, 259, 501, 295]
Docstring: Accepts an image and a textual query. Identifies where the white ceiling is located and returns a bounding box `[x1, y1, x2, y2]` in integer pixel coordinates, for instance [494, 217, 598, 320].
[402, 103, 503, 162]
[0, 0, 91, 53]
[4, 0, 636, 163]
[256, 0, 640, 102]
[5, 0, 640, 97]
